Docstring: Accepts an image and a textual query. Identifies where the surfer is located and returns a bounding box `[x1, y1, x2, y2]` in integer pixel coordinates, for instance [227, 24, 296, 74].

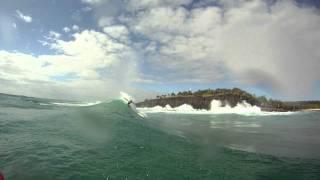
[122, 95, 134, 107]
[127, 100, 134, 107]
[120, 92, 146, 118]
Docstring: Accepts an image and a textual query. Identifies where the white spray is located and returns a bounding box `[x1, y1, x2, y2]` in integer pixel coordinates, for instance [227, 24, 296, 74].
[138, 99, 295, 116]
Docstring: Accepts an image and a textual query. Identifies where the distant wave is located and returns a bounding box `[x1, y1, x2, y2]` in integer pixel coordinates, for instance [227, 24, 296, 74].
[137, 100, 296, 116]
[226, 144, 256, 153]
[210, 120, 262, 129]
[41, 101, 102, 107]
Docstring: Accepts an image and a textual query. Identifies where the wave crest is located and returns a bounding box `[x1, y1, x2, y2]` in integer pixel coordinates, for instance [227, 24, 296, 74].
[40, 101, 102, 107]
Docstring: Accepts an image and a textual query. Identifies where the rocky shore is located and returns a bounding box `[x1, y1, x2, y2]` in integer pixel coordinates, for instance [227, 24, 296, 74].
[136, 88, 320, 112]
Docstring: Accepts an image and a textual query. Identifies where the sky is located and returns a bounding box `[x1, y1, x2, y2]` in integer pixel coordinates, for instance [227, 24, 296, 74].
[0, 0, 320, 101]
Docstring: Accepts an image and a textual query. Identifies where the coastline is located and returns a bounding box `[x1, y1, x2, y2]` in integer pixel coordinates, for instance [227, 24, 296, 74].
[136, 88, 320, 112]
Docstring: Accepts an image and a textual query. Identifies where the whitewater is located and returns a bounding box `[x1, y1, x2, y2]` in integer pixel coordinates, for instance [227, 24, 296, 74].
[137, 99, 295, 116]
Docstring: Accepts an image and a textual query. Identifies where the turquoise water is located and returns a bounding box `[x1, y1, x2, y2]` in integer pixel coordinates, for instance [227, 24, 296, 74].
[0, 94, 320, 179]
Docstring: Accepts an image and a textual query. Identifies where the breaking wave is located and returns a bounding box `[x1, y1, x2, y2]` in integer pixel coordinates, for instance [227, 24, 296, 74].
[39, 101, 102, 107]
[0, 92, 294, 116]
[137, 99, 296, 116]
[50, 101, 102, 107]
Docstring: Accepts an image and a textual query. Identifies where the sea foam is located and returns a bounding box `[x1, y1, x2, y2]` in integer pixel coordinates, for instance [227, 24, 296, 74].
[47, 101, 102, 107]
[137, 99, 296, 116]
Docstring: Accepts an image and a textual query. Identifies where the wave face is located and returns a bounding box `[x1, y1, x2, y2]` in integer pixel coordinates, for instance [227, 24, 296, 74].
[138, 99, 295, 116]
[0, 93, 105, 109]
[0, 93, 320, 179]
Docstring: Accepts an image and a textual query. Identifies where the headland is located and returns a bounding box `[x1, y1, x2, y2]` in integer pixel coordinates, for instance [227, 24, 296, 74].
[136, 88, 320, 112]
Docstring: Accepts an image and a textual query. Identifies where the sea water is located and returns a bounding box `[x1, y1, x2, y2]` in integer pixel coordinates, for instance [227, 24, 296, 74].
[0, 94, 320, 179]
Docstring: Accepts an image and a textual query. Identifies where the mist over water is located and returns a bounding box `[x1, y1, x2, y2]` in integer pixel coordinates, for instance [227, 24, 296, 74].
[0, 94, 320, 179]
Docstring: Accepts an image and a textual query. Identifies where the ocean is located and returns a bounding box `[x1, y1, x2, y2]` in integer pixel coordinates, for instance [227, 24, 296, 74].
[0, 93, 320, 179]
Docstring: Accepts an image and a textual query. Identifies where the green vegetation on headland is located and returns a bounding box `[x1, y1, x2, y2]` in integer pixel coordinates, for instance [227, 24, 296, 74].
[136, 88, 320, 112]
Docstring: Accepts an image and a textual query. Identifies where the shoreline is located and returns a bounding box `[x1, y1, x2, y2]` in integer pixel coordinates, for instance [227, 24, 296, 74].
[136, 88, 320, 112]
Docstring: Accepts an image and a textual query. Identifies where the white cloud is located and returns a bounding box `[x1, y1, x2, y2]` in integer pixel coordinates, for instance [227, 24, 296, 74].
[83, 0, 193, 31]
[15, 10, 32, 23]
[98, 17, 115, 27]
[0, 30, 139, 100]
[103, 25, 129, 42]
[63, 25, 79, 33]
[81, 0, 106, 4]
[63, 27, 71, 33]
[125, 0, 192, 10]
[72, 25, 80, 31]
[82, 0, 191, 9]
[49, 31, 61, 39]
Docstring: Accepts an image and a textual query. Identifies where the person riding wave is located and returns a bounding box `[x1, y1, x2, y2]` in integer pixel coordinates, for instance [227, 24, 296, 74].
[127, 100, 133, 106]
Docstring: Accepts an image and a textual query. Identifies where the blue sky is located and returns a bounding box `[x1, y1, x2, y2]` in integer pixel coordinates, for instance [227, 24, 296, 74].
[0, 0, 320, 100]
[0, 0, 95, 54]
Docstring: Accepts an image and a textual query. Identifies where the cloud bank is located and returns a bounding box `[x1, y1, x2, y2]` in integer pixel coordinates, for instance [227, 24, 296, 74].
[0, 29, 140, 100]
[86, 0, 320, 99]
[1, 0, 320, 100]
